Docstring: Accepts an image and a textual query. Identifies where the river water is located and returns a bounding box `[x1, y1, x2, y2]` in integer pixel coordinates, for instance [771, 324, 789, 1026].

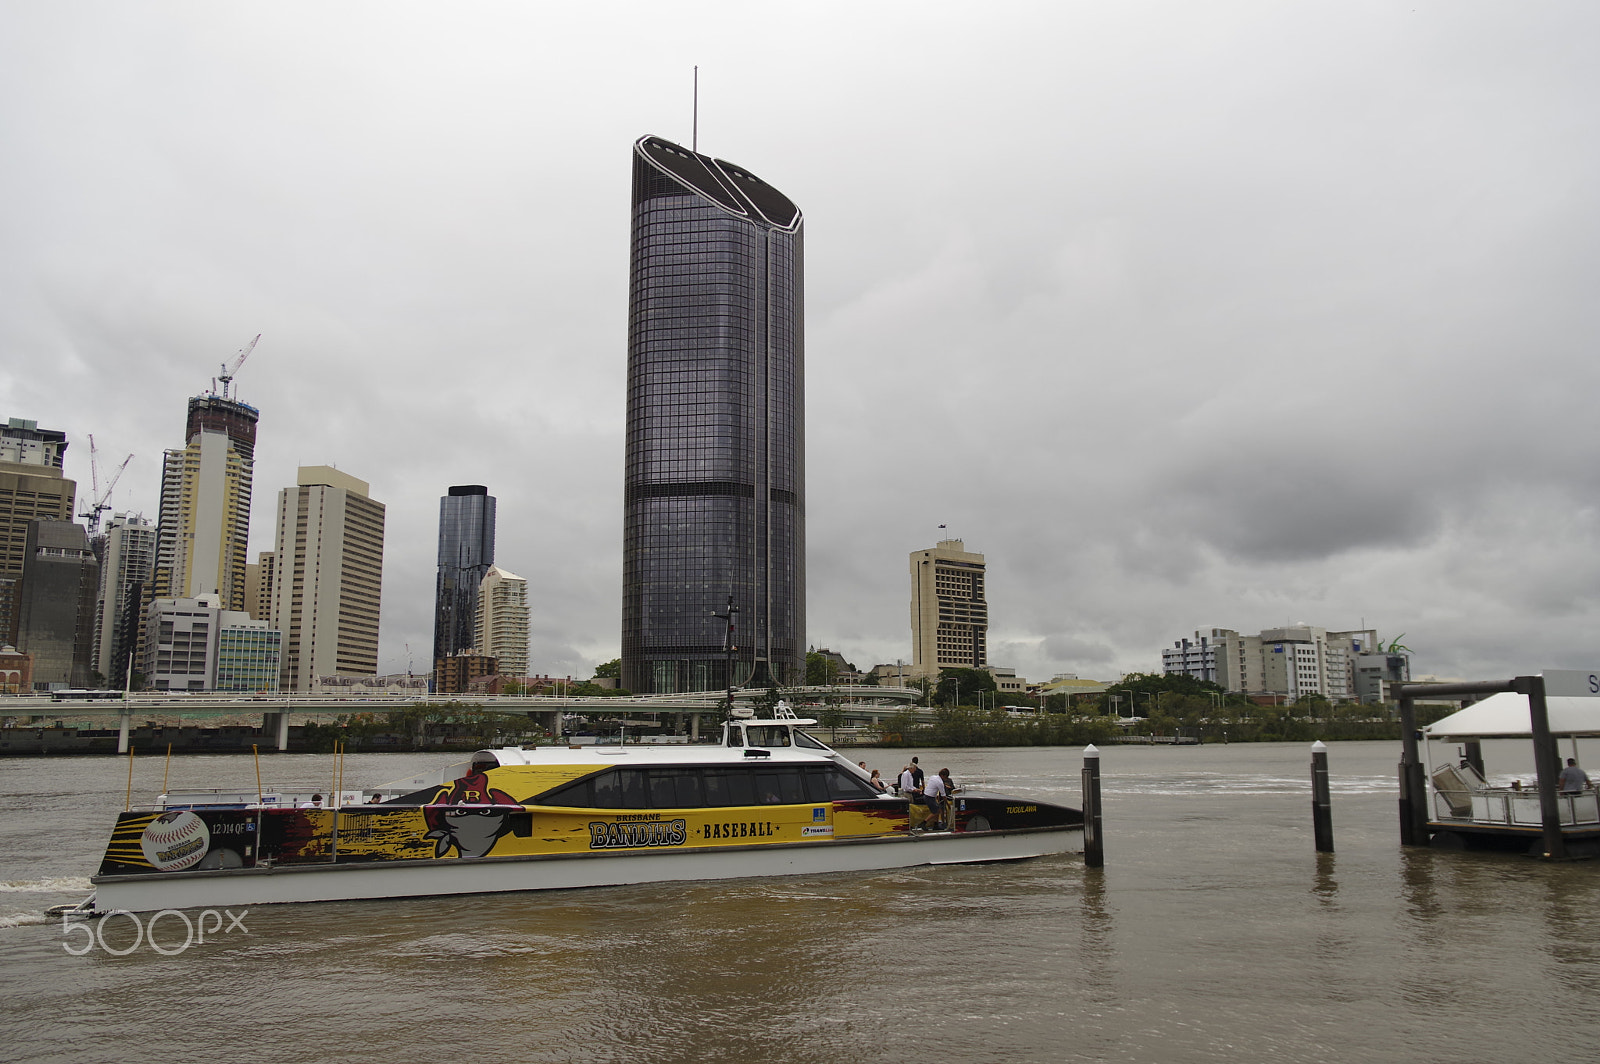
[2, 741, 1597, 1064]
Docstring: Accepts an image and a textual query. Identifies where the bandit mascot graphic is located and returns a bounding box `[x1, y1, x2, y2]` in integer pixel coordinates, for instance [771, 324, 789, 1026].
[423, 754, 520, 858]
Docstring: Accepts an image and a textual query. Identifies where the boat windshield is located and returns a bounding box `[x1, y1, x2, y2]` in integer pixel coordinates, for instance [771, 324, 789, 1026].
[793, 730, 829, 751]
[743, 726, 792, 748]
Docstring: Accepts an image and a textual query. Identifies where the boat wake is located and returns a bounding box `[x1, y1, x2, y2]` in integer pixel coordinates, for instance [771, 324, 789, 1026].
[0, 912, 49, 929]
[0, 876, 94, 894]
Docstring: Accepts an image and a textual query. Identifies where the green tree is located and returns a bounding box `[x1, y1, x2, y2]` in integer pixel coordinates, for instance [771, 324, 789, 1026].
[567, 680, 631, 697]
[937, 667, 997, 706]
[805, 651, 841, 686]
[594, 658, 621, 680]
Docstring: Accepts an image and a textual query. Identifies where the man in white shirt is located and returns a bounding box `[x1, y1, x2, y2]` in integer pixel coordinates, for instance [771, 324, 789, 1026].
[923, 768, 948, 829]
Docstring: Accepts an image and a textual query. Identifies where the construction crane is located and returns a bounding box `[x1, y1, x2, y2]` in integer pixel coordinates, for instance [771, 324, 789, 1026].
[81, 434, 134, 534]
[217, 334, 260, 400]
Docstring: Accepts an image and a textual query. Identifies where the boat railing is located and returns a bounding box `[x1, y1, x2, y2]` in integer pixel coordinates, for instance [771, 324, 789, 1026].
[1432, 786, 1600, 828]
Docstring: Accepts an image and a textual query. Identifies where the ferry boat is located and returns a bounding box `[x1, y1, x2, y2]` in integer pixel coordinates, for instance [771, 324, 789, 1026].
[82, 705, 1084, 914]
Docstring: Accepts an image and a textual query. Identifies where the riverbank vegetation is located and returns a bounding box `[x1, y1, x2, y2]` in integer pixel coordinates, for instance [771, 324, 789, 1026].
[865, 670, 1455, 747]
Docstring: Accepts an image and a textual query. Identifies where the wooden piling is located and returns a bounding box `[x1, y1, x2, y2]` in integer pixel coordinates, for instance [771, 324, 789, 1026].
[1082, 744, 1103, 868]
[1311, 740, 1333, 853]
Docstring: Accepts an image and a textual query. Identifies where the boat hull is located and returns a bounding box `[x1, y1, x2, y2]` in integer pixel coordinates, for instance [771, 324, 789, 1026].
[90, 825, 1081, 913]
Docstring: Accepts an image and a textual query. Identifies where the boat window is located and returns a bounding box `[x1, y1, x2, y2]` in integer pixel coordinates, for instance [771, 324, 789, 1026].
[745, 726, 791, 748]
[618, 770, 647, 809]
[648, 770, 704, 808]
[589, 771, 621, 807]
[753, 768, 805, 805]
[818, 765, 879, 799]
[793, 730, 829, 751]
[703, 768, 756, 807]
[586, 769, 645, 809]
[542, 778, 591, 807]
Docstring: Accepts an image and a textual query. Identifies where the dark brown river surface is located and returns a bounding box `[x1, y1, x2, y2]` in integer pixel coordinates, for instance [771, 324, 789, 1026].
[3, 740, 1597, 1063]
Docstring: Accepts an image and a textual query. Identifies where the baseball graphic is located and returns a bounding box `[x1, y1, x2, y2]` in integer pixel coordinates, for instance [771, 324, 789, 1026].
[140, 811, 211, 871]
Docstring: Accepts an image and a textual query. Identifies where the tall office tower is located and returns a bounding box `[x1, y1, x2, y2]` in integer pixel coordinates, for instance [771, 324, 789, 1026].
[17, 520, 100, 688]
[910, 539, 989, 679]
[153, 394, 259, 610]
[432, 485, 495, 667]
[270, 466, 385, 690]
[92, 512, 156, 686]
[0, 418, 76, 643]
[474, 565, 528, 678]
[244, 550, 276, 622]
[621, 135, 805, 694]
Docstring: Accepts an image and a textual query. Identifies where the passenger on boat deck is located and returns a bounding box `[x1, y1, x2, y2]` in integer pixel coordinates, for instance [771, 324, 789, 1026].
[924, 767, 948, 827]
[868, 769, 887, 792]
[300, 794, 324, 809]
[367, 793, 383, 804]
[1558, 759, 1590, 795]
[938, 768, 958, 795]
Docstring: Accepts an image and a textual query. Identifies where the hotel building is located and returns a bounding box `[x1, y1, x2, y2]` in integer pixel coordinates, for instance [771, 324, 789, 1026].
[270, 466, 385, 690]
[475, 565, 529, 679]
[909, 539, 989, 680]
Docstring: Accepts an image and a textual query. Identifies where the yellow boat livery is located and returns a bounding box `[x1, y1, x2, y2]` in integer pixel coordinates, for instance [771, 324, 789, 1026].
[84, 709, 1084, 913]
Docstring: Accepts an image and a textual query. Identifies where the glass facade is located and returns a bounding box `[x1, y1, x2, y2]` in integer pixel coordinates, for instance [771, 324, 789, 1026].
[622, 136, 805, 694]
[216, 625, 281, 692]
[433, 485, 496, 663]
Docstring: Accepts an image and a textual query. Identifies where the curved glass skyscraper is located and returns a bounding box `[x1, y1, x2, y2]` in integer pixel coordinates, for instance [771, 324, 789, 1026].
[622, 135, 805, 695]
[433, 485, 496, 666]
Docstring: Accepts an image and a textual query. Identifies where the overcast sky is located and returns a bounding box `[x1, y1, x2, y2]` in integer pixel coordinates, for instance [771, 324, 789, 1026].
[3, 2, 1597, 685]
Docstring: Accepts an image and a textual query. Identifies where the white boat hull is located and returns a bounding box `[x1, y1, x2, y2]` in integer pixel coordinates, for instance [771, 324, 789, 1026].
[91, 827, 1081, 914]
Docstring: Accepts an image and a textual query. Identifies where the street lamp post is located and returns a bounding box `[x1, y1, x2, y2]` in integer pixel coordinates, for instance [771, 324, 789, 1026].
[711, 595, 739, 717]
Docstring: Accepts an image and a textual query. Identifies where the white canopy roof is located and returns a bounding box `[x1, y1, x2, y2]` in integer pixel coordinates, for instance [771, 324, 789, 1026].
[1424, 691, 1600, 739]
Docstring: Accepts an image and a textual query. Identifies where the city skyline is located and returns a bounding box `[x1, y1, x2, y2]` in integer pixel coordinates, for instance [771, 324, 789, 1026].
[4, 5, 1599, 686]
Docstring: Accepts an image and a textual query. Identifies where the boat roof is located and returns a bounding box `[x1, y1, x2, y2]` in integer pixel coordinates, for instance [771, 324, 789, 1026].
[487, 743, 833, 769]
[1424, 691, 1600, 739]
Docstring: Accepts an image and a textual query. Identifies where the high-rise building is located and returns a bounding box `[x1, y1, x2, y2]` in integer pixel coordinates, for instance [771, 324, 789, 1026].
[621, 135, 805, 694]
[270, 466, 385, 690]
[0, 418, 75, 644]
[433, 485, 495, 667]
[910, 539, 989, 679]
[153, 394, 259, 610]
[17, 519, 99, 688]
[244, 550, 276, 622]
[475, 565, 528, 678]
[92, 512, 156, 686]
[434, 651, 498, 695]
[140, 592, 280, 692]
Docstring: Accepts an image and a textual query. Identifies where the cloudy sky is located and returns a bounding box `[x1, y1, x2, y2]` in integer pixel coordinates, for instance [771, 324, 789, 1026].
[3, 2, 1597, 685]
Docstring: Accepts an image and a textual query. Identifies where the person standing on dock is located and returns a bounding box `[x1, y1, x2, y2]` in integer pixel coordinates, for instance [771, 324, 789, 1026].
[1558, 759, 1590, 795]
